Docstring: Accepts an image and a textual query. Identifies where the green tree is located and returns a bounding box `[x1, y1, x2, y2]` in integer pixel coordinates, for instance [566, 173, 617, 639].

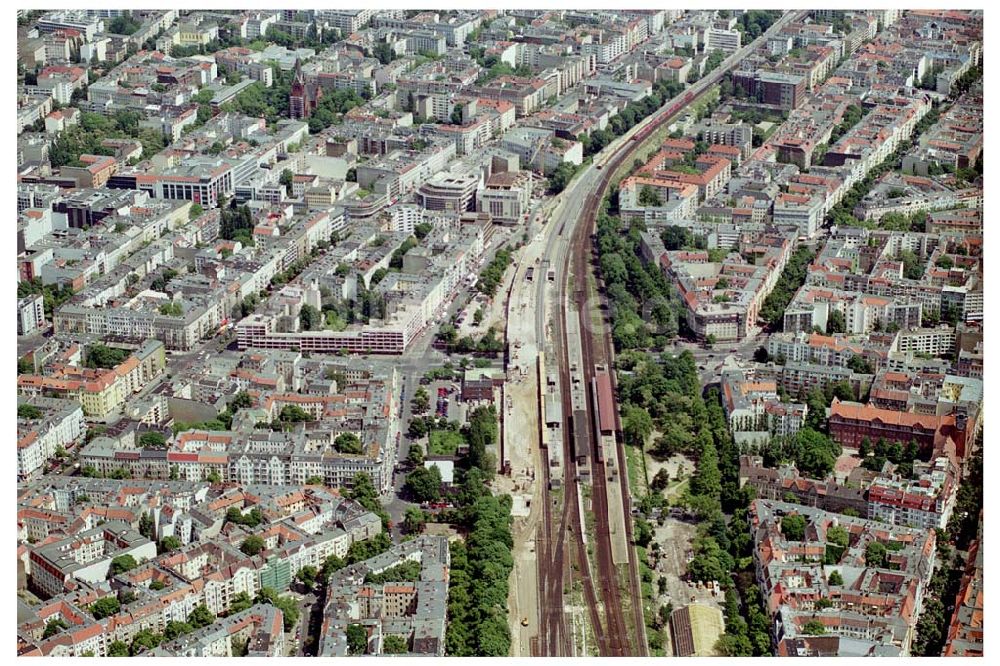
[686, 535, 732, 583]
[828, 570, 844, 586]
[228, 591, 253, 614]
[346, 623, 368, 655]
[321, 554, 347, 582]
[622, 405, 654, 448]
[691, 438, 722, 499]
[793, 428, 839, 478]
[403, 507, 426, 534]
[109, 555, 138, 576]
[717, 632, 753, 656]
[43, 618, 69, 638]
[847, 355, 873, 374]
[231, 391, 253, 411]
[90, 597, 121, 619]
[85, 343, 130, 369]
[129, 629, 162, 655]
[279, 168, 294, 196]
[781, 514, 807, 541]
[382, 634, 408, 654]
[475, 614, 511, 656]
[650, 468, 671, 492]
[296, 565, 318, 590]
[334, 432, 363, 454]
[18, 404, 43, 419]
[404, 465, 442, 503]
[240, 535, 265, 556]
[107, 640, 129, 656]
[826, 309, 845, 334]
[279, 404, 312, 423]
[138, 511, 155, 539]
[139, 432, 167, 449]
[638, 185, 663, 206]
[827, 525, 849, 548]
[802, 620, 826, 635]
[411, 387, 430, 414]
[407, 443, 425, 466]
[634, 516, 654, 548]
[865, 541, 888, 568]
[187, 604, 215, 628]
[163, 621, 193, 640]
[299, 303, 321, 331]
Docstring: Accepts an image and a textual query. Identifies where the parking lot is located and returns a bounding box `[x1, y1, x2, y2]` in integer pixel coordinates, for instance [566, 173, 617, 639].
[649, 516, 723, 614]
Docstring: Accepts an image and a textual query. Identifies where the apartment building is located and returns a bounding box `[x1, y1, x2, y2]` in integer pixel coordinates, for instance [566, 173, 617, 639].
[752, 500, 936, 656]
[319, 536, 449, 657]
[17, 396, 86, 481]
[17, 340, 167, 417]
[721, 369, 807, 445]
[18, 295, 47, 335]
[29, 522, 157, 597]
[705, 27, 742, 53]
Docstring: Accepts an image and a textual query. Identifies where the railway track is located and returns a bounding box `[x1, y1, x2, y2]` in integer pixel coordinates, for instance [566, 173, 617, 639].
[534, 234, 608, 656]
[566, 181, 634, 656]
[532, 12, 804, 656]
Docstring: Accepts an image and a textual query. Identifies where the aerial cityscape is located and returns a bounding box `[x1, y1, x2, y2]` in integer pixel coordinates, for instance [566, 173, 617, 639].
[15, 7, 983, 658]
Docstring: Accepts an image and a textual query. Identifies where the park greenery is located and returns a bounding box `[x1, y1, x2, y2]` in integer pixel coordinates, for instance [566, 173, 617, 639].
[219, 67, 364, 134]
[84, 343, 130, 369]
[597, 197, 684, 350]
[49, 111, 165, 168]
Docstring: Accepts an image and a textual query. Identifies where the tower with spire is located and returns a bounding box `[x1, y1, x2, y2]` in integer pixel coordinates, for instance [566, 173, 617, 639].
[289, 58, 321, 119]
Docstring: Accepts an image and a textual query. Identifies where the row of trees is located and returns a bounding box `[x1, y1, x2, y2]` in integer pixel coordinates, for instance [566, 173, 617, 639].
[824, 97, 954, 229]
[444, 472, 514, 656]
[665, 386, 773, 656]
[912, 442, 980, 655]
[546, 161, 583, 194]
[475, 248, 513, 297]
[757, 246, 815, 327]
